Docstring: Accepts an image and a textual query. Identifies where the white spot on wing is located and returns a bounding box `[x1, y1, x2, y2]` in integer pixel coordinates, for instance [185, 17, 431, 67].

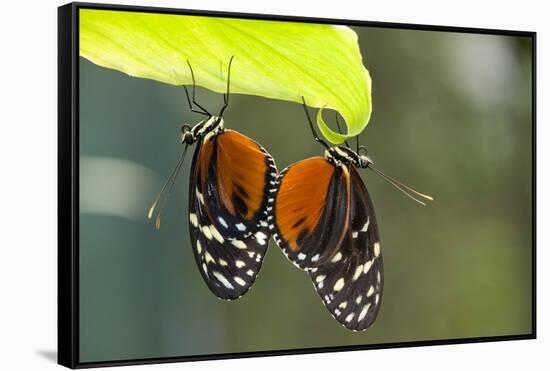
[311, 254, 320, 262]
[246, 269, 254, 276]
[235, 260, 246, 268]
[205, 252, 215, 264]
[345, 313, 355, 322]
[297, 253, 306, 260]
[331, 252, 342, 263]
[367, 285, 375, 297]
[374, 242, 381, 257]
[231, 239, 247, 249]
[217, 216, 228, 228]
[339, 301, 348, 309]
[189, 213, 198, 227]
[196, 189, 205, 205]
[196, 240, 202, 254]
[361, 218, 370, 232]
[363, 260, 373, 274]
[315, 275, 326, 283]
[255, 231, 267, 240]
[353, 265, 363, 281]
[358, 303, 371, 321]
[234, 276, 246, 286]
[210, 225, 224, 243]
[202, 225, 213, 240]
[333, 278, 345, 292]
[352, 232, 358, 239]
[356, 295, 363, 304]
[219, 258, 228, 266]
[213, 271, 234, 289]
[236, 223, 247, 231]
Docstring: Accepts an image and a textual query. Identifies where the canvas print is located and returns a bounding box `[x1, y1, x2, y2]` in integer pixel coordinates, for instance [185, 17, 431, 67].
[59, 3, 534, 368]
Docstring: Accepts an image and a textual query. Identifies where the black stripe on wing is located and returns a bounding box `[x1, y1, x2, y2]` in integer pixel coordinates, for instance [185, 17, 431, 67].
[188, 138, 271, 300]
[308, 166, 383, 331]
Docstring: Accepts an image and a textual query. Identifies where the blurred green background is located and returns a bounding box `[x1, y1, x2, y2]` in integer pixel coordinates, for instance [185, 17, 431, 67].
[78, 24, 533, 363]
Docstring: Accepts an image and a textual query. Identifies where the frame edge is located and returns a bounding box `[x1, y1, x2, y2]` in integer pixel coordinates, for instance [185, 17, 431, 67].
[61, 3, 536, 368]
[58, 2, 79, 369]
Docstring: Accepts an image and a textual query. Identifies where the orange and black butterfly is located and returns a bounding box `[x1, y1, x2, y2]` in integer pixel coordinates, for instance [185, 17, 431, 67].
[272, 98, 432, 331]
[149, 58, 277, 300]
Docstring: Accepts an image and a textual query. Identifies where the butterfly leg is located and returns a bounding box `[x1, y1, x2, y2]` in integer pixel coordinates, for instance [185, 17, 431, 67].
[184, 60, 211, 117]
[219, 56, 235, 117]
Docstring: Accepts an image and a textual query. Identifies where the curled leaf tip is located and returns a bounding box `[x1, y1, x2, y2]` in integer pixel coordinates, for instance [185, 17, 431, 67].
[79, 9, 372, 143]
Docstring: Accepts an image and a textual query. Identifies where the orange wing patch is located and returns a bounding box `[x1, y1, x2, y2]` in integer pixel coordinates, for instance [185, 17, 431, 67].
[197, 137, 214, 190]
[215, 130, 271, 220]
[275, 157, 336, 252]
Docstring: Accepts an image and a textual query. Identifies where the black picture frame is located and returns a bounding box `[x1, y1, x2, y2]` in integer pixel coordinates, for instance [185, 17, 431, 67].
[58, 2, 537, 368]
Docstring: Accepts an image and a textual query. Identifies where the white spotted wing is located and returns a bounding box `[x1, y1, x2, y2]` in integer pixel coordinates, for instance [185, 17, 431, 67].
[188, 130, 277, 300]
[308, 166, 383, 331]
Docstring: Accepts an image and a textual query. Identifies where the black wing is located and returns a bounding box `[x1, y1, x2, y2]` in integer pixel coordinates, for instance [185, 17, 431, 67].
[308, 166, 383, 331]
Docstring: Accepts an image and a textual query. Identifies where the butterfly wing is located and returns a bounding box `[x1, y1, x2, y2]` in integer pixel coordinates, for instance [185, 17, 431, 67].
[196, 130, 277, 239]
[189, 130, 277, 300]
[272, 157, 350, 270]
[308, 166, 383, 331]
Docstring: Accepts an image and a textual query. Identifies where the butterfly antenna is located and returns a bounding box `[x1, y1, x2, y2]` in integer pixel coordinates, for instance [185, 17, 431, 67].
[148, 144, 190, 229]
[301, 96, 329, 149]
[334, 113, 351, 149]
[368, 165, 434, 206]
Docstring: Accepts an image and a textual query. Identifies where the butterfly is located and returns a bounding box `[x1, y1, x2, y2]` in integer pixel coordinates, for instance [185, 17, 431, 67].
[271, 97, 432, 331]
[149, 57, 278, 300]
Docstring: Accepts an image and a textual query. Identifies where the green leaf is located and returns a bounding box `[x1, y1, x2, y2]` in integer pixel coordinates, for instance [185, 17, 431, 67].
[80, 9, 372, 143]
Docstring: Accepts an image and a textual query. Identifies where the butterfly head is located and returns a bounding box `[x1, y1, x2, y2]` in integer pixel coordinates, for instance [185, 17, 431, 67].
[326, 145, 373, 169]
[181, 116, 224, 144]
[356, 145, 373, 169]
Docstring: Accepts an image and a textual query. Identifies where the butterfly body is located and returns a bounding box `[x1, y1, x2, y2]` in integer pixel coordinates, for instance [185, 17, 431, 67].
[150, 58, 278, 300]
